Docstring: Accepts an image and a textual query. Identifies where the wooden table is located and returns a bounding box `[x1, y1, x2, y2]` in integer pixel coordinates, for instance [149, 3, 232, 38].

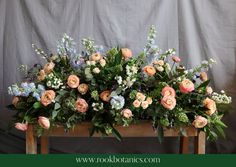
[26, 122, 205, 154]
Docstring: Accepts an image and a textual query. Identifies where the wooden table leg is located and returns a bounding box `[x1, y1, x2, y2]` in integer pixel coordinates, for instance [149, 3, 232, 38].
[41, 136, 49, 154]
[194, 131, 206, 154]
[26, 124, 37, 154]
[179, 136, 189, 154]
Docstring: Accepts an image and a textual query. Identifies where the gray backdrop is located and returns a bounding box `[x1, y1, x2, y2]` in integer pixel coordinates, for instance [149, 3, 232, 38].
[0, 0, 236, 153]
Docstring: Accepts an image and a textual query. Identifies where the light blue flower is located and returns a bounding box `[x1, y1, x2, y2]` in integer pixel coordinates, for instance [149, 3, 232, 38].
[110, 95, 125, 110]
[32, 92, 40, 101]
[37, 84, 45, 92]
[28, 82, 36, 90]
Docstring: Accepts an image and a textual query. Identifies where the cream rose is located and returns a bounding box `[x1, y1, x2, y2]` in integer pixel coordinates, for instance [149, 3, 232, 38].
[153, 60, 164, 66]
[67, 75, 80, 88]
[203, 98, 216, 116]
[121, 109, 133, 119]
[161, 86, 176, 97]
[192, 116, 208, 128]
[43, 62, 55, 74]
[133, 99, 141, 108]
[161, 96, 176, 110]
[179, 78, 195, 93]
[121, 48, 132, 59]
[141, 101, 149, 109]
[40, 90, 55, 106]
[136, 92, 146, 101]
[146, 97, 153, 105]
[15, 123, 28, 131]
[75, 98, 88, 113]
[143, 65, 156, 76]
[100, 90, 111, 102]
[206, 86, 213, 95]
[78, 84, 89, 95]
[99, 59, 106, 67]
[38, 116, 50, 129]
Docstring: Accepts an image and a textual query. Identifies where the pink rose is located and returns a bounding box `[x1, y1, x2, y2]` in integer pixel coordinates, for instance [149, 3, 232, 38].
[67, 75, 80, 88]
[192, 116, 208, 128]
[161, 96, 176, 110]
[203, 98, 216, 116]
[161, 86, 176, 97]
[121, 109, 133, 119]
[15, 123, 28, 131]
[38, 116, 50, 129]
[40, 90, 56, 106]
[75, 98, 88, 113]
[172, 56, 181, 63]
[121, 48, 132, 59]
[146, 97, 153, 105]
[179, 78, 195, 93]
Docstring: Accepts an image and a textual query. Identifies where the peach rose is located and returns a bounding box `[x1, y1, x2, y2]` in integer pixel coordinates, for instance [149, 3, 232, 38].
[200, 72, 208, 81]
[40, 90, 56, 106]
[203, 98, 216, 116]
[90, 53, 102, 61]
[99, 59, 106, 67]
[172, 56, 181, 63]
[12, 96, 20, 107]
[192, 116, 208, 128]
[38, 116, 50, 129]
[141, 101, 149, 109]
[179, 78, 195, 93]
[206, 86, 213, 95]
[78, 84, 89, 95]
[15, 123, 28, 131]
[37, 70, 46, 81]
[143, 65, 156, 76]
[93, 67, 101, 74]
[100, 90, 111, 102]
[156, 66, 164, 72]
[75, 98, 88, 113]
[43, 62, 55, 74]
[153, 60, 164, 66]
[121, 48, 132, 59]
[161, 96, 176, 110]
[146, 97, 153, 105]
[161, 86, 176, 97]
[121, 109, 133, 119]
[136, 92, 146, 101]
[133, 99, 141, 108]
[67, 75, 80, 88]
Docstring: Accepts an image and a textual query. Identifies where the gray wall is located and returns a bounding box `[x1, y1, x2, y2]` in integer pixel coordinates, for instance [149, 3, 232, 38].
[0, 0, 236, 153]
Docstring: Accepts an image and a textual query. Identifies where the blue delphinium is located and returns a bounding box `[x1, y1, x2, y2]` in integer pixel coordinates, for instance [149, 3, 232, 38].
[8, 83, 45, 101]
[144, 25, 160, 64]
[110, 95, 125, 110]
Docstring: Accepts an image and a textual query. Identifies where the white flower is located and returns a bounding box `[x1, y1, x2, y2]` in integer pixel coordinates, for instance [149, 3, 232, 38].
[92, 67, 100, 74]
[115, 76, 123, 85]
[110, 95, 125, 110]
[221, 90, 225, 94]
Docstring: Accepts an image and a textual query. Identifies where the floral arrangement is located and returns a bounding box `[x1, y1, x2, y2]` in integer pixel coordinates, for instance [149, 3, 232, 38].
[7, 26, 232, 141]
